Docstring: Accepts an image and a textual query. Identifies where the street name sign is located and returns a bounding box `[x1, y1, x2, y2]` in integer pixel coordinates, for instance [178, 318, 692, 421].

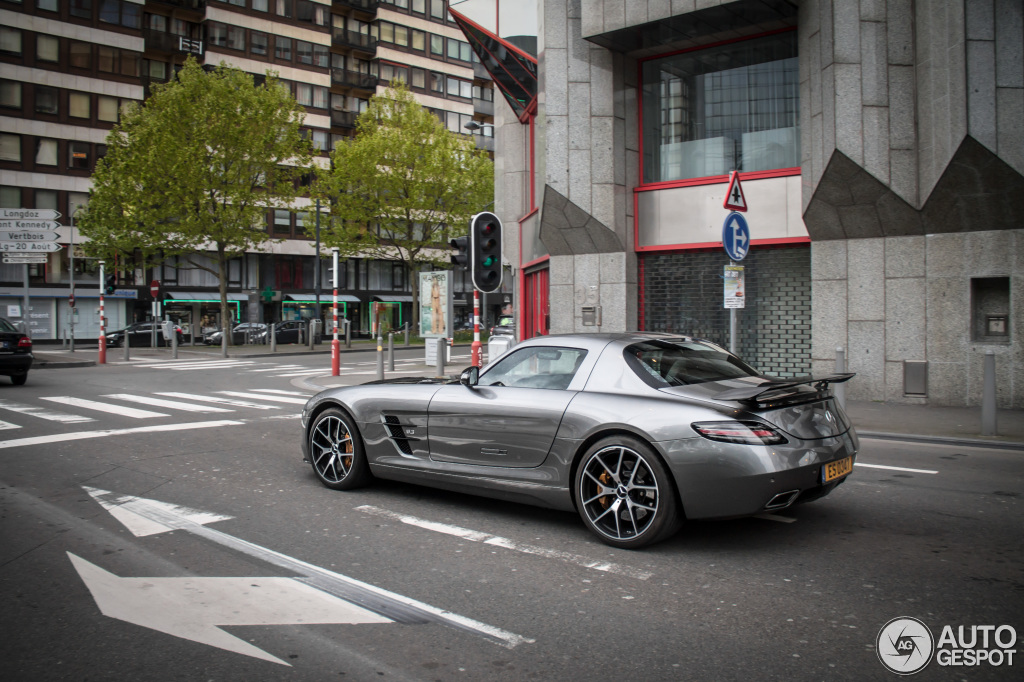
[0, 208, 60, 220]
[0, 229, 60, 242]
[0, 219, 61, 231]
[0, 241, 62, 253]
[2, 255, 47, 264]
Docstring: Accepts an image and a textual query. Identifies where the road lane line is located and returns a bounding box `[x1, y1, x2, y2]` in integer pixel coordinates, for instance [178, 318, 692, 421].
[356, 505, 653, 581]
[217, 391, 308, 405]
[101, 394, 233, 413]
[250, 389, 308, 396]
[156, 393, 280, 410]
[0, 420, 244, 449]
[132, 361, 255, 369]
[40, 397, 168, 419]
[854, 463, 938, 475]
[0, 399, 96, 424]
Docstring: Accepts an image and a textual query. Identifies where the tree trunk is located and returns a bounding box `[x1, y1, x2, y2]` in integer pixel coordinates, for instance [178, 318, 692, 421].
[409, 263, 419, 337]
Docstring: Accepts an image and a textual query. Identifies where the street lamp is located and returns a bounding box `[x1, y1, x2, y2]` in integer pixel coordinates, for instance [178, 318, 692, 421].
[463, 121, 494, 133]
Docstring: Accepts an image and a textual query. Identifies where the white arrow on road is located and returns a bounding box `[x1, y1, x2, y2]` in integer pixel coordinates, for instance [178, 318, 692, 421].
[68, 553, 392, 666]
[81, 486, 533, 656]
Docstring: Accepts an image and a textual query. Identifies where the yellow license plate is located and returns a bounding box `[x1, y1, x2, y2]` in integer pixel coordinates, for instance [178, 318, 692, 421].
[822, 456, 853, 483]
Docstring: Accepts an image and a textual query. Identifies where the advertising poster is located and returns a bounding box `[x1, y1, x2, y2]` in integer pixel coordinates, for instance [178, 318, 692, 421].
[418, 271, 451, 338]
[724, 264, 745, 309]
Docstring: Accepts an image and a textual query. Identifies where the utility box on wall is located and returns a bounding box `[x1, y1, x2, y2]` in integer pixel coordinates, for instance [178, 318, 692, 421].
[581, 305, 601, 326]
[971, 277, 1010, 343]
[904, 361, 928, 396]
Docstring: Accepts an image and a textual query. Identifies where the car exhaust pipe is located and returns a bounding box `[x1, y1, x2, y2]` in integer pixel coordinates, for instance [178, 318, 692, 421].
[764, 490, 800, 510]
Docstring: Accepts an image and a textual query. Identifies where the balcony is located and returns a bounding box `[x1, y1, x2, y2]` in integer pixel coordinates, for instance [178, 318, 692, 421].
[472, 97, 493, 117]
[144, 29, 203, 57]
[332, 28, 377, 54]
[331, 68, 379, 90]
[331, 110, 359, 128]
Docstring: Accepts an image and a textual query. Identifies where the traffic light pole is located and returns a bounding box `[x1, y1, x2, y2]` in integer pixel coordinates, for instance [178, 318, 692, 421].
[472, 289, 481, 367]
[331, 247, 340, 376]
[98, 260, 106, 364]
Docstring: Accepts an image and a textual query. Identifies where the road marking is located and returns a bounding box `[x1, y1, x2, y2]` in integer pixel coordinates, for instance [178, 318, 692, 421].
[84, 487, 534, 650]
[247, 365, 304, 372]
[69, 554, 390, 667]
[40, 396, 168, 419]
[855, 463, 938, 475]
[132, 360, 256, 369]
[272, 369, 332, 377]
[0, 420, 243, 450]
[355, 505, 653, 581]
[217, 391, 308, 405]
[156, 393, 280, 410]
[101, 394, 234, 413]
[0, 419, 20, 430]
[250, 389, 308, 396]
[0, 399, 96, 423]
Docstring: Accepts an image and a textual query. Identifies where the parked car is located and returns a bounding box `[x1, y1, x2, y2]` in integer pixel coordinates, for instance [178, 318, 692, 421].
[204, 323, 268, 346]
[489, 315, 515, 337]
[0, 316, 33, 385]
[300, 333, 857, 549]
[105, 322, 183, 348]
[267, 320, 310, 344]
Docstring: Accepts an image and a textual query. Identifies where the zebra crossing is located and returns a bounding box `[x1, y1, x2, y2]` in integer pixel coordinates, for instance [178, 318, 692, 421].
[123, 355, 479, 378]
[0, 388, 311, 433]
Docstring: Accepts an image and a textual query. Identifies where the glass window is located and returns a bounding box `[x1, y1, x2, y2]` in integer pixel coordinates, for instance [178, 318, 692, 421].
[275, 36, 291, 60]
[121, 2, 140, 28]
[0, 186, 21, 207]
[430, 0, 444, 19]
[70, 0, 92, 19]
[99, 0, 119, 24]
[379, 22, 394, 44]
[0, 27, 22, 56]
[276, 0, 291, 19]
[447, 37, 459, 59]
[148, 13, 167, 32]
[479, 346, 589, 390]
[37, 0, 59, 11]
[36, 34, 59, 62]
[460, 42, 471, 61]
[251, 32, 268, 56]
[273, 209, 291, 235]
[207, 23, 227, 48]
[624, 339, 758, 387]
[446, 76, 460, 96]
[147, 59, 167, 80]
[410, 29, 425, 51]
[312, 130, 328, 151]
[395, 25, 408, 47]
[429, 34, 442, 55]
[98, 95, 119, 122]
[410, 68, 425, 89]
[296, 40, 312, 64]
[120, 50, 139, 77]
[97, 46, 116, 72]
[253, 0, 268, 11]
[296, 83, 312, 106]
[69, 92, 90, 118]
[641, 31, 799, 183]
[429, 72, 442, 93]
[0, 80, 21, 109]
[412, 0, 425, 13]
[35, 189, 57, 210]
[35, 138, 58, 166]
[0, 134, 21, 162]
[227, 26, 245, 51]
[460, 79, 471, 98]
[69, 41, 91, 68]
[313, 86, 327, 108]
[35, 86, 58, 114]
[313, 44, 328, 68]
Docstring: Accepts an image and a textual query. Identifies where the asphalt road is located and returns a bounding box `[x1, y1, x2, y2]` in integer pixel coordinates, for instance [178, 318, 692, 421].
[1, 352, 1021, 681]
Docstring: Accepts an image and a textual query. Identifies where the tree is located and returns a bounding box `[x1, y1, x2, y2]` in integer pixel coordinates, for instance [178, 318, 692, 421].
[313, 81, 493, 328]
[79, 58, 313, 337]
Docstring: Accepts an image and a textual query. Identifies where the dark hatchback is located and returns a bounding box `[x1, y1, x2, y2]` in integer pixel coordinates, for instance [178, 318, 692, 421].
[0, 317, 33, 385]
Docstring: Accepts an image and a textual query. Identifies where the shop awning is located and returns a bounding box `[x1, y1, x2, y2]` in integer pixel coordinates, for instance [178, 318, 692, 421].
[286, 294, 360, 303]
[163, 291, 249, 302]
[373, 295, 413, 303]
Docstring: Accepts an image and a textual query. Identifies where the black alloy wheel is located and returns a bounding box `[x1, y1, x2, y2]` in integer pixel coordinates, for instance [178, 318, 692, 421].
[308, 408, 371, 490]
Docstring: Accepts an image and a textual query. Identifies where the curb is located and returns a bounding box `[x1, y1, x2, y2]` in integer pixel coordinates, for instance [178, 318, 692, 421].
[857, 430, 1024, 451]
[34, 359, 96, 369]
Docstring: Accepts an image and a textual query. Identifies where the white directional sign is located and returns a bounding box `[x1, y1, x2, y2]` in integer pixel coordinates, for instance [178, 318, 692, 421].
[3, 255, 48, 264]
[0, 208, 61, 220]
[79, 486, 532, 664]
[0, 241, 62, 253]
[0, 219, 61, 231]
[0, 229, 60, 242]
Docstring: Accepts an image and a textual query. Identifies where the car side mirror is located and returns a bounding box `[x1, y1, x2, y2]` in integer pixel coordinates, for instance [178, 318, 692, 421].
[460, 366, 479, 387]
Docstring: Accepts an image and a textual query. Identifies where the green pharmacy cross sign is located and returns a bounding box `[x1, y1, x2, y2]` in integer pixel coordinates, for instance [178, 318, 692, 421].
[261, 286, 276, 303]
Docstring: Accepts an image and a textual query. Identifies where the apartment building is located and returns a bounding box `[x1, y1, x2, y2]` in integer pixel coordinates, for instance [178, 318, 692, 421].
[0, 0, 500, 342]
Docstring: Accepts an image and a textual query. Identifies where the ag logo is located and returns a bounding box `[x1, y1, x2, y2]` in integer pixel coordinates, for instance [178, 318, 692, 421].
[877, 617, 935, 675]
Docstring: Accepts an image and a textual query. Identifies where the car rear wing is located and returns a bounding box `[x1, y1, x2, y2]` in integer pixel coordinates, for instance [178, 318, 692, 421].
[715, 373, 856, 403]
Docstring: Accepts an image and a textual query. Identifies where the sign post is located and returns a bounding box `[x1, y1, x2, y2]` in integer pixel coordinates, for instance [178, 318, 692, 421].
[150, 280, 160, 348]
[722, 172, 750, 355]
[98, 261, 106, 364]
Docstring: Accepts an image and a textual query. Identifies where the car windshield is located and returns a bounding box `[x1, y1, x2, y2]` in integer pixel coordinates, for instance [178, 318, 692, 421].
[624, 339, 760, 387]
[0, 318, 17, 333]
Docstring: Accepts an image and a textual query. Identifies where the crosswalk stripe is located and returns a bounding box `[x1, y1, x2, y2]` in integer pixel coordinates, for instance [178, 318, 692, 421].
[271, 370, 329, 377]
[0, 420, 244, 450]
[0, 420, 20, 430]
[134, 361, 256, 370]
[155, 392, 281, 410]
[0, 399, 96, 424]
[101, 394, 234, 413]
[40, 397, 168, 419]
[217, 391, 308, 405]
[247, 366, 304, 372]
[250, 389, 308, 396]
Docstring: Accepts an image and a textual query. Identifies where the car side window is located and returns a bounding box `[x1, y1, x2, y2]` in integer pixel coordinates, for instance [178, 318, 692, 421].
[479, 346, 588, 390]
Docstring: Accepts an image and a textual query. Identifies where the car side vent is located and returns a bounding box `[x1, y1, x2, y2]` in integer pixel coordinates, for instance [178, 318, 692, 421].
[381, 414, 414, 455]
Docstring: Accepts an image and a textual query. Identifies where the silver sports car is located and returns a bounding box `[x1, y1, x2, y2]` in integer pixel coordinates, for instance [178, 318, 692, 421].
[300, 333, 858, 549]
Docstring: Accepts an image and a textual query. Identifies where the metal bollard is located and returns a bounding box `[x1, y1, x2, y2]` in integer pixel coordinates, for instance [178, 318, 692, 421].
[344, 319, 351, 348]
[388, 332, 395, 371]
[376, 335, 384, 382]
[404, 323, 410, 347]
[982, 350, 997, 436]
[172, 327, 178, 359]
[309, 320, 316, 350]
[436, 337, 447, 380]
[834, 347, 847, 409]
[270, 323, 277, 352]
[123, 327, 130, 361]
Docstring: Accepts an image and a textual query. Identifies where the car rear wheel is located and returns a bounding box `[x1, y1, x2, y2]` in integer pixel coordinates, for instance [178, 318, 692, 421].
[574, 436, 681, 549]
[308, 408, 370, 490]
[10, 373, 27, 386]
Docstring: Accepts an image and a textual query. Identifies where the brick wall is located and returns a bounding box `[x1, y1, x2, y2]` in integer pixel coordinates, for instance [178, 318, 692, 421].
[641, 246, 811, 378]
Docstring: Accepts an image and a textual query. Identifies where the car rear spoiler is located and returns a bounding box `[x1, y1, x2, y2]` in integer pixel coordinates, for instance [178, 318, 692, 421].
[715, 373, 856, 402]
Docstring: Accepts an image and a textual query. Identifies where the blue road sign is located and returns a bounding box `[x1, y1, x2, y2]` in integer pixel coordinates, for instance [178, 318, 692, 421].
[722, 211, 750, 261]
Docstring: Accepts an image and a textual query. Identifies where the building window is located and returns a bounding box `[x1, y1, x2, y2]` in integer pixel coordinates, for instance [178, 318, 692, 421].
[36, 34, 59, 62]
[1, 27, 22, 56]
[296, 40, 312, 64]
[227, 25, 245, 51]
[98, 95, 119, 122]
[38, 0, 59, 11]
[69, 41, 91, 68]
[641, 30, 799, 183]
[35, 138, 58, 166]
[395, 25, 409, 47]
[296, 83, 312, 106]
[99, 0, 119, 24]
[207, 22, 227, 48]
[313, 44, 328, 67]
[35, 189, 57, 209]
[251, 32, 268, 56]
[69, 92, 90, 119]
[253, 0, 268, 11]
[70, 0, 92, 20]
[412, 0, 425, 14]
[0, 186, 21, 207]
[411, 29, 424, 51]
[430, 34, 442, 55]
[429, 72, 442, 93]
[380, 22, 394, 44]
[0, 134, 21, 162]
[410, 67, 425, 89]
[122, 1, 140, 28]
[430, 0, 444, 19]
[311, 130, 328, 151]
[273, 209, 291, 236]
[0, 80, 21, 109]
[69, 142, 90, 169]
[35, 85, 58, 114]
[275, 36, 291, 61]
[312, 85, 327, 108]
[276, 0, 292, 19]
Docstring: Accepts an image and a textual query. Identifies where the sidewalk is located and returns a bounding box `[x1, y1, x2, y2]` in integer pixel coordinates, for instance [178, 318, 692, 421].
[30, 343, 1024, 450]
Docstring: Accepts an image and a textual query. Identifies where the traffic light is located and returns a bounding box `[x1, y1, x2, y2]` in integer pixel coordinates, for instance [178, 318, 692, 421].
[104, 274, 116, 295]
[450, 235, 469, 269]
[470, 212, 502, 293]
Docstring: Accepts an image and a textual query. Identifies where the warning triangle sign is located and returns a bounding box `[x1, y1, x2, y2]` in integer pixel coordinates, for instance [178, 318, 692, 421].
[723, 171, 748, 212]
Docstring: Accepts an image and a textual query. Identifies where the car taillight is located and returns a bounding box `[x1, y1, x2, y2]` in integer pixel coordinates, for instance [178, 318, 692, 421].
[18, 337, 32, 349]
[692, 420, 787, 445]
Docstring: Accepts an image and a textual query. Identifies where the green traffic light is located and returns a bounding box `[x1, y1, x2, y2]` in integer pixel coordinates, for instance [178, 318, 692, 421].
[483, 256, 496, 266]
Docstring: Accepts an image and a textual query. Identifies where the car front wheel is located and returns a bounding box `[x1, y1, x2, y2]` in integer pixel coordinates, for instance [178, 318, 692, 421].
[308, 408, 370, 490]
[574, 436, 681, 549]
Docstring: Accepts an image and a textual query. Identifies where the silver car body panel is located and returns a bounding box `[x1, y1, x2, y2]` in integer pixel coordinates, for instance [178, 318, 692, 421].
[301, 333, 858, 519]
